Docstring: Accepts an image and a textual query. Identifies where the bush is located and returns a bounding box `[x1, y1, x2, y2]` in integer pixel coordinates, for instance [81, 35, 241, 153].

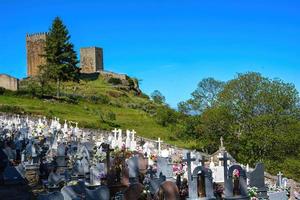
[0, 87, 6, 95]
[89, 95, 110, 104]
[106, 111, 116, 121]
[108, 77, 122, 85]
[155, 106, 178, 126]
[0, 105, 25, 114]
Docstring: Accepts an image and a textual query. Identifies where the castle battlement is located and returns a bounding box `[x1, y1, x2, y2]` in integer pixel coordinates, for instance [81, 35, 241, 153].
[26, 32, 48, 42]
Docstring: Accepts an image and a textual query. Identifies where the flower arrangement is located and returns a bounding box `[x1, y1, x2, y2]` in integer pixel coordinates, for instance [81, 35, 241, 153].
[173, 164, 185, 176]
[248, 187, 258, 200]
[171, 153, 183, 164]
[233, 169, 240, 179]
[150, 154, 157, 162]
[93, 150, 106, 163]
[68, 180, 78, 186]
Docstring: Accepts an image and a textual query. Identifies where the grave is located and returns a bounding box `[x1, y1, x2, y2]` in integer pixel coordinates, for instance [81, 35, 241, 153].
[224, 164, 249, 200]
[249, 163, 268, 199]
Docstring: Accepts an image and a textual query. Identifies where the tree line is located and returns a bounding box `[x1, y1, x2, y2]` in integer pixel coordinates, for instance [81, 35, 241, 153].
[151, 72, 300, 180]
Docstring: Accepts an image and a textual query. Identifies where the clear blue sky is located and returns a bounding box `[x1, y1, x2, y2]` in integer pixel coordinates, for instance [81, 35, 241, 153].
[0, 0, 299, 107]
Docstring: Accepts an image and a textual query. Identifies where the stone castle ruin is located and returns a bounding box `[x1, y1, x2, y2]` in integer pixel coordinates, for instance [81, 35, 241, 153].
[1, 32, 138, 92]
[26, 33, 104, 76]
[80, 47, 104, 73]
[26, 32, 47, 77]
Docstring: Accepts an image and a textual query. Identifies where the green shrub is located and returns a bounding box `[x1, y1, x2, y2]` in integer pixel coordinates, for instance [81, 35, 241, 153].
[0, 87, 6, 95]
[108, 77, 122, 85]
[0, 105, 25, 114]
[89, 95, 110, 104]
[106, 111, 116, 121]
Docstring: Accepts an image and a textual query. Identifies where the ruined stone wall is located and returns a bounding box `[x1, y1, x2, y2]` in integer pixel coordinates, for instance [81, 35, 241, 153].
[0, 74, 19, 91]
[99, 71, 127, 81]
[80, 47, 103, 73]
[26, 33, 47, 77]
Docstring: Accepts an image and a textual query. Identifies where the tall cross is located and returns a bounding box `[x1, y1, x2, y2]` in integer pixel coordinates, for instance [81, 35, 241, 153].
[131, 129, 136, 141]
[183, 152, 196, 197]
[277, 171, 283, 187]
[183, 152, 196, 181]
[198, 154, 205, 167]
[156, 137, 163, 156]
[102, 143, 114, 171]
[112, 128, 118, 139]
[219, 151, 230, 196]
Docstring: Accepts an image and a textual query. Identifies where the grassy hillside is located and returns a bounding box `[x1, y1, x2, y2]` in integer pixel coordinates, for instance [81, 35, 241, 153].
[0, 77, 196, 148]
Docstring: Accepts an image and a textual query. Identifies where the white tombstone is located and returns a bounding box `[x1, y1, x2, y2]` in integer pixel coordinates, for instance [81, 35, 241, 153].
[111, 128, 118, 148]
[143, 142, 151, 156]
[63, 120, 68, 133]
[161, 149, 170, 158]
[209, 157, 215, 168]
[125, 130, 131, 148]
[117, 129, 123, 149]
[130, 130, 137, 151]
[156, 138, 163, 156]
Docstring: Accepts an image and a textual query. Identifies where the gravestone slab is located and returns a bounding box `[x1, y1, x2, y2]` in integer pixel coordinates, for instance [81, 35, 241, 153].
[268, 191, 288, 200]
[156, 157, 173, 179]
[249, 163, 268, 199]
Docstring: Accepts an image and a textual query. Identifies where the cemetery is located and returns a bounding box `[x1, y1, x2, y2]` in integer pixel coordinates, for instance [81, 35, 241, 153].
[0, 114, 299, 200]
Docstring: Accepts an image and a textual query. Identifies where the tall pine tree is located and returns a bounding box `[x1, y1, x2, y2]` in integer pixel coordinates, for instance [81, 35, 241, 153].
[41, 17, 80, 98]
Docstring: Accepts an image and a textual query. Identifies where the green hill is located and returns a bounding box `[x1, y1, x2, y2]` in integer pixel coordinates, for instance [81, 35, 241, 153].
[0, 76, 194, 148]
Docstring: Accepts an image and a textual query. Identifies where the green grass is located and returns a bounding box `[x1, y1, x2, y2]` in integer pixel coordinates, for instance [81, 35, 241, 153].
[0, 77, 199, 148]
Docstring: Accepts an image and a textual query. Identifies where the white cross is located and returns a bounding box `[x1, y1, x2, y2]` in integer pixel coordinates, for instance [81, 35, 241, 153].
[156, 137, 163, 156]
[112, 128, 118, 139]
[131, 129, 136, 140]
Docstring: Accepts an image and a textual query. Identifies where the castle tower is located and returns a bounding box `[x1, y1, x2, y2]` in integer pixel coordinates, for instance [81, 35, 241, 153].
[80, 47, 103, 73]
[26, 32, 47, 77]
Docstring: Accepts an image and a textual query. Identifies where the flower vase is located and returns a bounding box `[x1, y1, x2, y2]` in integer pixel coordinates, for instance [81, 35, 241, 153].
[233, 178, 240, 196]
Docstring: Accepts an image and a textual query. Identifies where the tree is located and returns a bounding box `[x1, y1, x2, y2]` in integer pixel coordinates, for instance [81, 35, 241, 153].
[219, 72, 300, 164]
[40, 17, 80, 98]
[178, 78, 224, 114]
[151, 90, 166, 104]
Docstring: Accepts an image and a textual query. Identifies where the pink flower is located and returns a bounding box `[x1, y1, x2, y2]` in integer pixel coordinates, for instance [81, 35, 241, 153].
[233, 169, 240, 178]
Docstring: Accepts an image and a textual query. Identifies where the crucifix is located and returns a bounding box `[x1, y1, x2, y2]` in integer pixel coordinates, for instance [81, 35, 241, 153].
[156, 137, 163, 156]
[112, 128, 118, 139]
[219, 151, 230, 197]
[183, 152, 196, 198]
[101, 143, 114, 172]
[196, 153, 205, 167]
[131, 129, 136, 141]
[277, 171, 283, 187]
[183, 152, 196, 181]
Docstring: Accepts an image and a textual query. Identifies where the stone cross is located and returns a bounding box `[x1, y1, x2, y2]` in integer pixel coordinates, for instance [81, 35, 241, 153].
[131, 130, 136, 141]
[219, 151, 230, 196]
[125, 130, 131, 148]
[277, 171, 283, 187]
[183, 152, 196, 182]
[112, 128, 118, 137]
[117, 129, 123, 149]
[156, 138, 163, 156]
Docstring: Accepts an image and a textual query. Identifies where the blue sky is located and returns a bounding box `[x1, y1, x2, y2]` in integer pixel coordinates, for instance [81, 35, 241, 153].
[0, 0, 299, 107]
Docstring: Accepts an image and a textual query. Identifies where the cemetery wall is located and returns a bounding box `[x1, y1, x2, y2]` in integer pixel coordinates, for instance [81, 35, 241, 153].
[0, 74, 19, 91]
